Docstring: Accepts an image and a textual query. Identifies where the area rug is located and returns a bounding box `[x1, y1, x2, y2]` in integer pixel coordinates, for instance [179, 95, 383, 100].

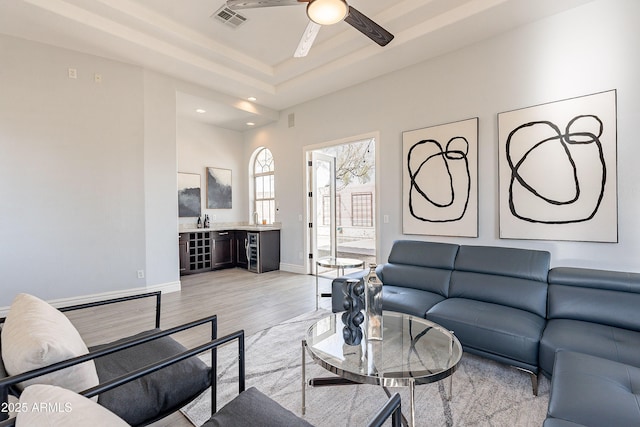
[181, 310, 550, 426]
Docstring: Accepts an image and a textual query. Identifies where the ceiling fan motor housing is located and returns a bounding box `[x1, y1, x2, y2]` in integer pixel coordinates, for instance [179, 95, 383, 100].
[306, 0, 348, 26]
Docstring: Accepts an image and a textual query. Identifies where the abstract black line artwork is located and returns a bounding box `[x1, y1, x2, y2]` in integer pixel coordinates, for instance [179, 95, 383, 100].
[407, 137, 471, 222]
[403, 118, 478, 237]
[506, 116, 605, 224]
[498, 90, 617, 242]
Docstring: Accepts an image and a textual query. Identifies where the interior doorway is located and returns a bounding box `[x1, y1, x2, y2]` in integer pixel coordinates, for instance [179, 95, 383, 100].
[307, 136, 377, 276]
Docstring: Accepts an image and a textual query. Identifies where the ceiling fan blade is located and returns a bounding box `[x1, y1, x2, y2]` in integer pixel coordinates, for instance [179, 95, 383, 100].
[344, 5, 394, 47]
[226, 0, 307, 9]
[294, 21, 321, 58]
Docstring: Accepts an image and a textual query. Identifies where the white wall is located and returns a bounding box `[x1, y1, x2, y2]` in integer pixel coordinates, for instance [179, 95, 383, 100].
[143, 71, 181, 289]
[0, 35, 147, 305]
[245, 0, 640, 273]
[0, 35, 251, 308]
[177, 118, 247, 226]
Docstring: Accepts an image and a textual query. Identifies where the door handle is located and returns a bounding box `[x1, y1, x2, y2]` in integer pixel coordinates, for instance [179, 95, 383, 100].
[245, 238, 249, 261]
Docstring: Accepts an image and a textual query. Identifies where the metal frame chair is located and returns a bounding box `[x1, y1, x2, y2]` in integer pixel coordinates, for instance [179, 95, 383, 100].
[0, 291, 218, 426]
[0, 325, 401, 426]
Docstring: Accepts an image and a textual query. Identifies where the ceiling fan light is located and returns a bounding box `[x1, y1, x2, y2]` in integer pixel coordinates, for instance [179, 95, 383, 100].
[307, 0, 348, 26]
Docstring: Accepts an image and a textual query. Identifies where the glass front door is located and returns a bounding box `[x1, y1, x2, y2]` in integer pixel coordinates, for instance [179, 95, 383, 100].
[310, 151, 337, 262]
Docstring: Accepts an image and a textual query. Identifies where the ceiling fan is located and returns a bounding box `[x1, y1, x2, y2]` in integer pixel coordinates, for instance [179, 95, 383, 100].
[226, 0, 394, 57]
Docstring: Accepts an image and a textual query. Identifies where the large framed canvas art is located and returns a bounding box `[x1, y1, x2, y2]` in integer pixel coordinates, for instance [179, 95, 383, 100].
[402, 117, 478, 237]
[178, 172, 201, 218]
[498, 90, 617, 242]
[206, 167, 232, 209]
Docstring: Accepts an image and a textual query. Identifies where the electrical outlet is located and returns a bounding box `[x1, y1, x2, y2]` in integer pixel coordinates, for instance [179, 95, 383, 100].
[68, 68, 77, 79]
[383, 215, 389, 223]
[298, 252, 303, 259]
[137, 270, 145, 279]
[94, 73, 102, 83]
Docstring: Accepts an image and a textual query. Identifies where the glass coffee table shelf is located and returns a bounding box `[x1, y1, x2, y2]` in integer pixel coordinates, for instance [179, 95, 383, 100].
[302, 311, 462, 427]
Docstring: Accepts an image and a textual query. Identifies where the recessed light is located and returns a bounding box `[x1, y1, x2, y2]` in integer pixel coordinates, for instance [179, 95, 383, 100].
[196, 109, 206, 114]
[247, 97, 257, 102]
[246, 122, 255, 126]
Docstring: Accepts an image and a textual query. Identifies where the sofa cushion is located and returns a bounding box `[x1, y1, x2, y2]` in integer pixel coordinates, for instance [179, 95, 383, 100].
[548, 266, 640, 292]
[0, 293, 99, 394]
[454, 245, 550, 282]
[539, 319, 640, 376]
[548, 267, 640, 331]
[90, 329, 211, 426]
[379, 264, 452, 296]
[450, 246, 550, 317]
[382, 285, 445, 318]
[387, 240, 459, 269]
[547, 351, 640, 427]
[427, 298, 545, 368]
[16, 384, 129, 427]
[202, 386, 313, 427]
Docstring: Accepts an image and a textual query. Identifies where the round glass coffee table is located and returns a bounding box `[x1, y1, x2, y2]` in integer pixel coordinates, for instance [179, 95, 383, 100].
[302, 311, 462, 427]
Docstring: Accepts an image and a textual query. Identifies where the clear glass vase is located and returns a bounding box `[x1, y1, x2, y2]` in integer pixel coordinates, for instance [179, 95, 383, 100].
[364, 264, 383, 340]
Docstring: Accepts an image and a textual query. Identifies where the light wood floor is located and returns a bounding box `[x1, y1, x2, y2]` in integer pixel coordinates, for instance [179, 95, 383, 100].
[67, 268, 335, 427]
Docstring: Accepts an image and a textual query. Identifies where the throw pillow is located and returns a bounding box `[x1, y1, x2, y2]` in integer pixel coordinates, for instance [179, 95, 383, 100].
[1, 293, 99, 395]
[16, 384, 129, 427]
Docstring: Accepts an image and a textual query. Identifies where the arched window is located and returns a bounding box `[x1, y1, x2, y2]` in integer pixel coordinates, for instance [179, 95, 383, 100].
[253, 147, 275, 224]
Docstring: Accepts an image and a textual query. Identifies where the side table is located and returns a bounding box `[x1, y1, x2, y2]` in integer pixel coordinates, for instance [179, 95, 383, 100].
[314, 257, 364, 310]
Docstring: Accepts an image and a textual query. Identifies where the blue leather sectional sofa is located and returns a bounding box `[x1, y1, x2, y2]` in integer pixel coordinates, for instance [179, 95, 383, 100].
[331, 240, 640, 426]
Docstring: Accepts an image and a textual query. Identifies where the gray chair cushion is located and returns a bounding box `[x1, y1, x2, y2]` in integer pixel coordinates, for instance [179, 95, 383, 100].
[0, 337, 7, 380]
[543, 419, 587, 427]
[547, 351, 640, 426]
[202, 387, 313, 427]
[427, 298, 545, 369]
[539, 319, 640, 376]
[90, 329, 211, 426]
[0, 334, 19, 398]
[382, 285, 444, 318]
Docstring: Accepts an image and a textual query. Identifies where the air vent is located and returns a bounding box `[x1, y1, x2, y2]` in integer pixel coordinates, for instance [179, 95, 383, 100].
[212, 5, 247, 28]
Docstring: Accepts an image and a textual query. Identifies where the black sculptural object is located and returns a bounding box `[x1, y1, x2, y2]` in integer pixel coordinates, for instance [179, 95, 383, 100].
[341, 279, 365, 345]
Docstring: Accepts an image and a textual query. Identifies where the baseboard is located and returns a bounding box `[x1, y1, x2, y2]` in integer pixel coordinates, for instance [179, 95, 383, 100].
[147, 280, 181, 294]
[0, 281, 181, 317]
[280, 262, 306, 274]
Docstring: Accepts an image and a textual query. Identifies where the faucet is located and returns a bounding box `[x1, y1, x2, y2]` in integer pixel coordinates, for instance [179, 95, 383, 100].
[253, 211, 259, 225]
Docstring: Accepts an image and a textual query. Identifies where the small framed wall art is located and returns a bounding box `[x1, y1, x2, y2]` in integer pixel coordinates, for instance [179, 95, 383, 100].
[402, 117, 478, 237]
[178, 172, 201, 218]
[206, 167, 232, 209]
